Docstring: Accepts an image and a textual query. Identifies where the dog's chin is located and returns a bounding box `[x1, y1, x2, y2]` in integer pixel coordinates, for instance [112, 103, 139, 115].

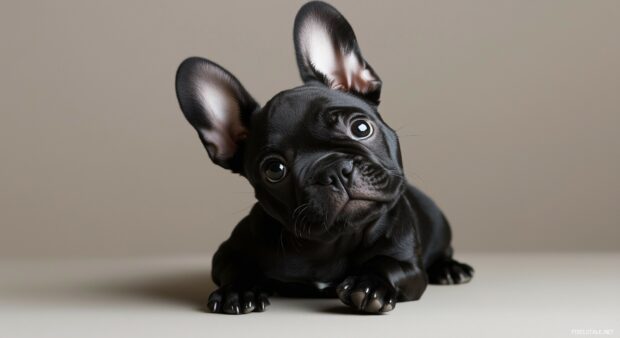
[291, 198, 385, 240]
[333, 199, 387, 231]
[338, 199, 378, 222]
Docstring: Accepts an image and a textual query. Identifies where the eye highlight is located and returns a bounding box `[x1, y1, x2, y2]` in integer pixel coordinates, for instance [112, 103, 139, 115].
[261, 156, 287, 183]
[349, 118, 373, 140]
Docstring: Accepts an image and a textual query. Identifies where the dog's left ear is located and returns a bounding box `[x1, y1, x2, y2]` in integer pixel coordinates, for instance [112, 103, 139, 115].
[293, 1, 382, 105]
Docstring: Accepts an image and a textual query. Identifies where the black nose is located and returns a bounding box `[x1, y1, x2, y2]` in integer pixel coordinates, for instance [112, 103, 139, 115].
[314, 159, 354, 187]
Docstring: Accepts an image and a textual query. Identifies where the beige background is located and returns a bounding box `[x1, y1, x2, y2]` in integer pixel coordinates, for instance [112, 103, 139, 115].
[1, 0, 618, 258]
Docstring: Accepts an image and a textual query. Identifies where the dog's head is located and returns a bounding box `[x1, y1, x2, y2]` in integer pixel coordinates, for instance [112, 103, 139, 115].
[176, 1, 405, 239]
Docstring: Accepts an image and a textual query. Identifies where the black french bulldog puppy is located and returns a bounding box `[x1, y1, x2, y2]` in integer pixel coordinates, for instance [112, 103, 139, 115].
[175, 1, 473, 314]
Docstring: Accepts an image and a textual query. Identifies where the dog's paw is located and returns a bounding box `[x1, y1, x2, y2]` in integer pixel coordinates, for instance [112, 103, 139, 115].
[207, 285, 270, 315]
[427, 259, 474, 285]
[336, 275, 397, 313]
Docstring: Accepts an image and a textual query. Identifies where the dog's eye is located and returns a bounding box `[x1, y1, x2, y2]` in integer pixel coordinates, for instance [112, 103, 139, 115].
[350, 119, 373, 140]
[262, 157, 287, 183]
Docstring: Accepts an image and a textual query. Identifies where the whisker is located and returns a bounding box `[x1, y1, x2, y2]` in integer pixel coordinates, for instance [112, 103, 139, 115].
[291, 203, 309, 239]
[279, 228, 286, 253]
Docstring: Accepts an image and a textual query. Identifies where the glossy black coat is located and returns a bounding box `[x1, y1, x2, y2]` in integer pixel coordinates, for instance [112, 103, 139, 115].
[175, 1, 474, 315]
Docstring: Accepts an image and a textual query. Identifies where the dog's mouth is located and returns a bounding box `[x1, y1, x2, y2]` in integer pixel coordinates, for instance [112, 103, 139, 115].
[290, 198, 380, 238]
[290, 188, 402, 239]
[340, 198, 376, 214]
[335, 198, 382, 229]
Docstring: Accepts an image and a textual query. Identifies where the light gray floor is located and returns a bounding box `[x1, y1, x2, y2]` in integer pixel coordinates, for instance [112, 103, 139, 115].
[1, 253, 618, 338]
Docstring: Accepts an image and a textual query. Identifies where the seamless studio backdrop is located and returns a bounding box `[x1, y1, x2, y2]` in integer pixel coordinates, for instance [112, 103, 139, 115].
[1, 0, 619, 258]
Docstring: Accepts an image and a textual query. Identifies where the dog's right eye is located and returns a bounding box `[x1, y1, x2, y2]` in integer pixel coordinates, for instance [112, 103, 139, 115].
[261, 156, 287, 183]
[349, 118, 373, 140]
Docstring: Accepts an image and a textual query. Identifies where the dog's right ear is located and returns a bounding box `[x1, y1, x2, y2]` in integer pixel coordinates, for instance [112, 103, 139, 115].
[175, 57, 259, 172]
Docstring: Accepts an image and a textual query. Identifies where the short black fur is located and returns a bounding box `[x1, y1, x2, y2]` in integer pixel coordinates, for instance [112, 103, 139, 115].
[175, 1, 473, 315]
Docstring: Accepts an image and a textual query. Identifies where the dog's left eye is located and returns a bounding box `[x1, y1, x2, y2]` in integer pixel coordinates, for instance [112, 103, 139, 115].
[350, 119, 373, 140]
[261, 156, 287, 183]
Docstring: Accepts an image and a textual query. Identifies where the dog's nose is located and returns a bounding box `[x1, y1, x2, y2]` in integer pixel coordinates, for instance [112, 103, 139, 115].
[339, 159, 354, 181]
[313, 159, 354, 187]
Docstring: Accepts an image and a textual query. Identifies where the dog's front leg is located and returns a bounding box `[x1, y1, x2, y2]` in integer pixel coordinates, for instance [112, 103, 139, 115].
[207, 243, 271, 315]
[336, 256, 427, 313]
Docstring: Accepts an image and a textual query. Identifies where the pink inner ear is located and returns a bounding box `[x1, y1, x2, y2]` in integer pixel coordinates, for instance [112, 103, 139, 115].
[299, 19, 379, 94]
[341, 53, 381, 95]
[194, 65, 247, 160]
